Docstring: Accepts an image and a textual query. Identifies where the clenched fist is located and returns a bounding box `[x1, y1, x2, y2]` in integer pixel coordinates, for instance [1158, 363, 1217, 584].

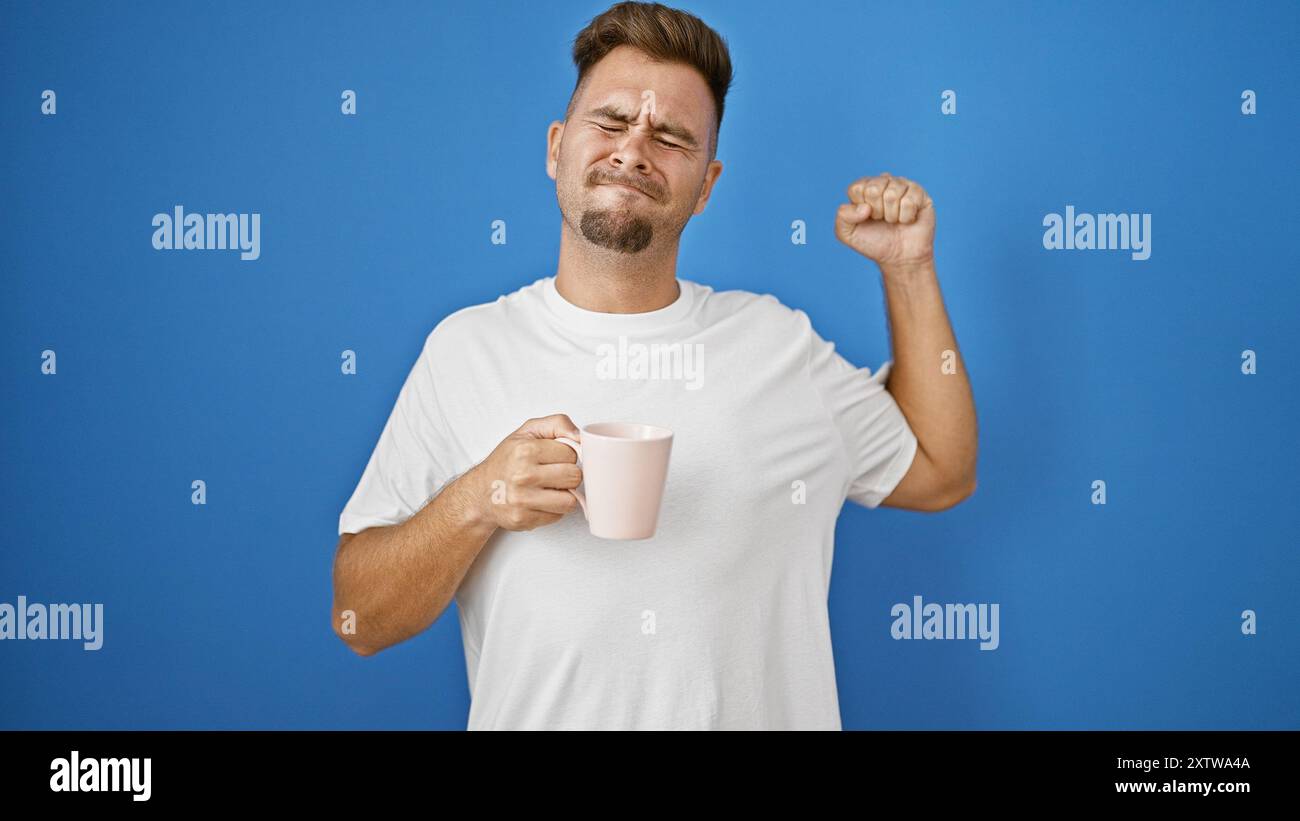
[835, 172, 936, 271]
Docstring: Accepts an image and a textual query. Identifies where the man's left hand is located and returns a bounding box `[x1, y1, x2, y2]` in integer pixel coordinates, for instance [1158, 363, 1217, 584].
[835, 172, 936, 273]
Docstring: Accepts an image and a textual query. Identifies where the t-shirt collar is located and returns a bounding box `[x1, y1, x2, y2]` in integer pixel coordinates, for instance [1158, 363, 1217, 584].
[542, 275, 695, 335]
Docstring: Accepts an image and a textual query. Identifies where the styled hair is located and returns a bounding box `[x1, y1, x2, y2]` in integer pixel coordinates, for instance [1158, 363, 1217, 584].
[565, 1, 734, 158]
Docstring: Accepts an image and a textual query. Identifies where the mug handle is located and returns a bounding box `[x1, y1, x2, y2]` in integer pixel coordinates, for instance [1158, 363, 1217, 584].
[554, 437, 587, 518]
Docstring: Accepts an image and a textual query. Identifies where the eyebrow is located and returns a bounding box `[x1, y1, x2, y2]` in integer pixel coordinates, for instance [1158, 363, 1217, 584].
[587, 104, 700, 149]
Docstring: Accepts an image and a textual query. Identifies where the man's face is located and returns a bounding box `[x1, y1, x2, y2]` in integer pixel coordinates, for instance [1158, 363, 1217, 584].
[548, 45, 724, 255]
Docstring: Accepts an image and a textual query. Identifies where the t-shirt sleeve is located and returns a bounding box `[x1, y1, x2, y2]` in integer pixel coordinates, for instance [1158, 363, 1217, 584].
[338, 330, 460, 536]
[802, 312, 918, 509]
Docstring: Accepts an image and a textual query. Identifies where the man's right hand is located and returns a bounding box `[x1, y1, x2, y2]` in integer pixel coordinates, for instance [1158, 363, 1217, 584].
[464, 414, 584, 532]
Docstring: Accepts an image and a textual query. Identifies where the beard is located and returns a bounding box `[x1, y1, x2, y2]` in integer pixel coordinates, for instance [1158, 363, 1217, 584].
[556, 157, 698, 255]
[578, 207, 655, 254]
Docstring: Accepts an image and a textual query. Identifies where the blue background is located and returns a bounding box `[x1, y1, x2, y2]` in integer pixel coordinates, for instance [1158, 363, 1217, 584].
[2, 0, 1297, 729]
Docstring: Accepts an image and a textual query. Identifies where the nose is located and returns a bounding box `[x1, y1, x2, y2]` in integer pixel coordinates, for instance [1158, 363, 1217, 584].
[608, 124, 653, 173]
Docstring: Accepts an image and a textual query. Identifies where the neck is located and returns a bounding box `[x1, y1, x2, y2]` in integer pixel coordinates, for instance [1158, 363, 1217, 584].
[554, 220, 681, 313]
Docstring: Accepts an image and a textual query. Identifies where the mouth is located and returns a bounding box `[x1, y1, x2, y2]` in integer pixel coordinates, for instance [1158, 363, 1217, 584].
[599, 182, 652, 200]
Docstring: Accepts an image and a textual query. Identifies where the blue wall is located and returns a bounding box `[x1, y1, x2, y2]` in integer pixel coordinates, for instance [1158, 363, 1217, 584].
[2, 0, 1296, 728]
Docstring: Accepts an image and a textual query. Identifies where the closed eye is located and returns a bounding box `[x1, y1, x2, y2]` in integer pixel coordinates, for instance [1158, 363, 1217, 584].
[595, 123, 680, 148]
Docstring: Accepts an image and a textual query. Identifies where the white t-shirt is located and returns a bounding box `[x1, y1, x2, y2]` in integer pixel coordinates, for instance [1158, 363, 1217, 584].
[338, 275, 918, 730]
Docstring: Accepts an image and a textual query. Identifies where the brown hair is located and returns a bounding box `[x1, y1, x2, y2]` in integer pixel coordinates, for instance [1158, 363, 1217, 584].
[566, 1, 734, 158]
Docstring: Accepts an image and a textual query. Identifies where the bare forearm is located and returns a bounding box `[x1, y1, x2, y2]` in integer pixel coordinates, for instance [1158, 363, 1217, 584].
[331, 467, 495, 655]
[879, 260, 977, 484]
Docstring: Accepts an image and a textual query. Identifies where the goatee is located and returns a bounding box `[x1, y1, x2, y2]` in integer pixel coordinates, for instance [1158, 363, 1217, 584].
[579, 208, 654, 254]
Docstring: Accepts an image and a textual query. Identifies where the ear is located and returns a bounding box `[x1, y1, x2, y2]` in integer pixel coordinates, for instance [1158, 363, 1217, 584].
[692, 159, 724, 215]
[546, 120, 565, 180]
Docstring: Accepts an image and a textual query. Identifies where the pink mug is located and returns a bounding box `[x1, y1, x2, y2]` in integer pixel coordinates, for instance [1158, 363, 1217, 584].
[556, 422, 674, 540]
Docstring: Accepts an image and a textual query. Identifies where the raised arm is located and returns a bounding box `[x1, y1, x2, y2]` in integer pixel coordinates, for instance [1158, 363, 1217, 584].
[834, 172, 977, 511]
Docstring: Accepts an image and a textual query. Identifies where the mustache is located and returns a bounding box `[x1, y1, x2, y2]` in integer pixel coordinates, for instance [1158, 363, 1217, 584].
[589, 171, 658, 199]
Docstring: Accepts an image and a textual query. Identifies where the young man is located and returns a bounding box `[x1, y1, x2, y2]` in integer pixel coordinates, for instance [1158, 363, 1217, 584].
[332, 1, 977, 730]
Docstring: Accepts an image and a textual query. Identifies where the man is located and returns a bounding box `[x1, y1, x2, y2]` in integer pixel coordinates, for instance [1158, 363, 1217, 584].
[332, 0, 977, 730]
